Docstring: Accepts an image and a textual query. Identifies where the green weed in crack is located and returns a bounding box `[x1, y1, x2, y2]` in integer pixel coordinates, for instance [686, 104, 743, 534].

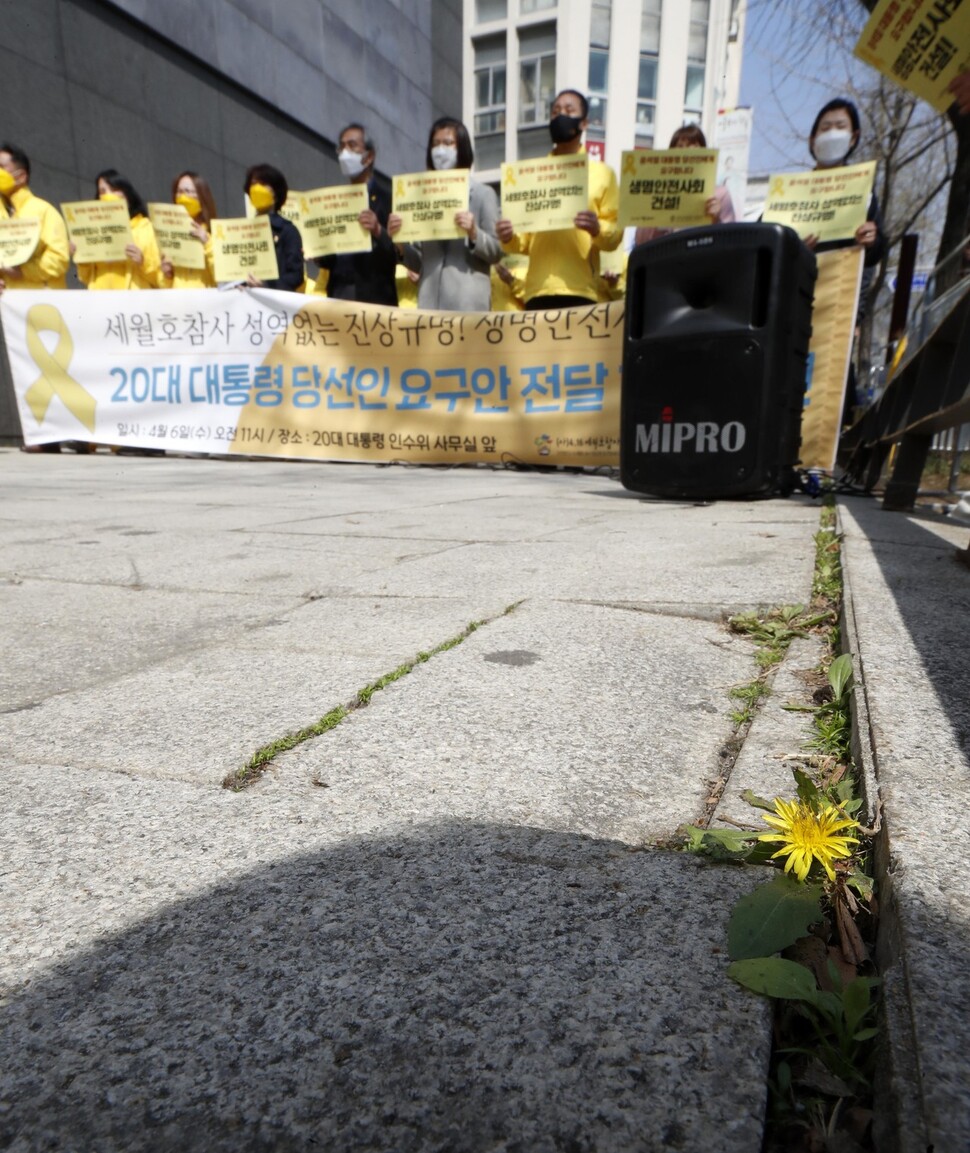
[221, 608, 518, 791]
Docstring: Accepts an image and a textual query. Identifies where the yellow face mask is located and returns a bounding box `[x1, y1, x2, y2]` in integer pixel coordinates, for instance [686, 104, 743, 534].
[0, 168, 18, 197]
[176, 193, 202, 218]
[248, 183, 276, 213]
[99, 191, 125, 202]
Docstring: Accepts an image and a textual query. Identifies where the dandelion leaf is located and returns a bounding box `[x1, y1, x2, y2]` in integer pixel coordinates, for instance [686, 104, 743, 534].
[728, 956, 820, 1004]
[728, 874, 823, 960]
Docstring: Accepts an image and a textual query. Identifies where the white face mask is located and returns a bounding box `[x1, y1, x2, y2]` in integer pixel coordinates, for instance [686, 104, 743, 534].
[431, 144, 458, 171]
[813, 128, 853, 167]
[338, 149, 367, 179]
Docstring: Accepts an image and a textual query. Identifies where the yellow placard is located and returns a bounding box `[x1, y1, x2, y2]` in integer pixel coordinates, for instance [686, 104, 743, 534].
[762, 162, 876, 244]
[298, 184, 370, 258]
[854, 0, 970, 113]
[801, 248, 865, 471]
[210, 216, 279, 283]
[147, 203, 206, 271]
[501, 154, 589, 233]
[618, 149, 718, 228]
[278, 194, 303, 237]
[61, 199, 132, 263]
[392, 170, 469, 243]
[0, 217, 41, 267]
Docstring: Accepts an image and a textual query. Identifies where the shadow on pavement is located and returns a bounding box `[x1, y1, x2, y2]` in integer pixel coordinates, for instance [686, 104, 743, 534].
[1, 823, 768, 1153]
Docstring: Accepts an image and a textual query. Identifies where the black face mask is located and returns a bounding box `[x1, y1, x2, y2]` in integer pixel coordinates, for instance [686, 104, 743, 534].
[549, 114, 583, 144]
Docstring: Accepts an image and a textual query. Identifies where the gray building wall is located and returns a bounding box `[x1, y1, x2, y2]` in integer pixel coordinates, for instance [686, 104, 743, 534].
[0, 0, 462, 440]
[2, 0, 462, 216]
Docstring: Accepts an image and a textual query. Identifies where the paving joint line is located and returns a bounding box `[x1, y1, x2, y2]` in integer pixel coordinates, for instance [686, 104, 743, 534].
[222, 600, 525, 792]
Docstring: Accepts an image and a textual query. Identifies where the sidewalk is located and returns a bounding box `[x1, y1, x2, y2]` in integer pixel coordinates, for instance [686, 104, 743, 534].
[0, 451, 966, 1151]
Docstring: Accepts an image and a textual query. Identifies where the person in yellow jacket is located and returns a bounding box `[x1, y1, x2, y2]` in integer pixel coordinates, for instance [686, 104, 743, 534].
[0, 142, 70, 293]
[159, 170, 217, 288]
[496, 89, 621, 309]
[75, 170, 160, 290]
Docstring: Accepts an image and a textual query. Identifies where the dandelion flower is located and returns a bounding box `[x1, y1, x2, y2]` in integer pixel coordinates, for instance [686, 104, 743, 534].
[758, 797, 859, 882]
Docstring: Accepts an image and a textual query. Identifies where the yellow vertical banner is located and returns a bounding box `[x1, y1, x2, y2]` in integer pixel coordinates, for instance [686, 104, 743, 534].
[800, 248, 865, 471]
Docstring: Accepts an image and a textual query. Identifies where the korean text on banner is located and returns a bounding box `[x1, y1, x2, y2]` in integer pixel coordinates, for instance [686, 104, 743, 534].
[762, 162, 876, 244]
[61, 199, 132, 263]
[299, 184, 370, 258]
[210, 216, 278, 283]
[391, 171, 470, 244]
[147, 203, 206, 271]
[501, 155, 589, 233]
[0, 217, 41, 267]
[0, 289, 623, 468]
[854, 0, 970, 113]
[618, 149, 718, 229]
[800, 248, 865, 472]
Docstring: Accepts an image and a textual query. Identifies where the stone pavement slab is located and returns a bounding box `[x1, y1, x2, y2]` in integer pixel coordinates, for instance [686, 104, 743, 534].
[0, 450, 827, 1150]
[261, 597, 754, 843]
[839, 497, 970, 1153]
[0, 765, 773, 1153]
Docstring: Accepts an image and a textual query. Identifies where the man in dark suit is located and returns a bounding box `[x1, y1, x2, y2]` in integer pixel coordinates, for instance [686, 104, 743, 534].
[317, 124, 398, 305]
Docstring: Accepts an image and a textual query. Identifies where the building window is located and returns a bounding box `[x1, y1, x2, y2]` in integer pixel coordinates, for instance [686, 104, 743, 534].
[518, 24, 556, 125]
[640, 0, 661, 54]
[475, 0, 507, 21]
[636, 55, 658, 147]
[520, 0, 556, 12]
[474, 36, 507, 136]
[636, 0, 661, 147]
[586, 0, 610, 134]
[685, 0, 709, 116]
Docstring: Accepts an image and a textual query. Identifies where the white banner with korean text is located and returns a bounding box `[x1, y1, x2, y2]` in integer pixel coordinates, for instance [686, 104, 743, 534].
[1, 290, 623, 467]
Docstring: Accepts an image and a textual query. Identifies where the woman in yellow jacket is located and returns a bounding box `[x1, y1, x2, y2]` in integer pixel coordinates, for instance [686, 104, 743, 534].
[75, 169, 161, 290]
[160, 170, 217, 288]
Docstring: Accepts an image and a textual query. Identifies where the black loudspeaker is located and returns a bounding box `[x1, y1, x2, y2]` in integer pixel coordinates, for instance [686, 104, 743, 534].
[620, 223, 816, 498]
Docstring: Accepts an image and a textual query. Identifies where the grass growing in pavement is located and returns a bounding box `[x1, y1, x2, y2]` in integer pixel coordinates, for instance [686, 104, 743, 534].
[689, 498, 881, 1151]
[222, 614, 497, 791]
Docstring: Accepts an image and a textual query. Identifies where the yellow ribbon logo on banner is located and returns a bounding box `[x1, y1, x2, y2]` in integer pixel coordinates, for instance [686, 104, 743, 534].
[622, 154, 637, 177]
[769, 177, 787, 198]
[502, 164, 516, 188]
[395, 179, 406, 199]
[23, 304, 97, 432]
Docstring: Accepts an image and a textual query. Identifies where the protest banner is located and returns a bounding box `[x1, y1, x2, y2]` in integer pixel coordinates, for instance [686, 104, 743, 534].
[501, 154, 589, 232]
[61, 200, 131, 263]
[0, 217, 41, 267]
[147, 203, 206, 270]
[210, 216, 278, 283]
[298, 185, 370, 258]
[714, 107, 753, 222]
[1, 289, 623, 467]
[855, 0, 970, 112]
[618, 149, 718, 228]
[762, 162, 876, 244]
[391, 171, 470, 243]
[800, 248, 865, 472]
[1, 255, 857, 473]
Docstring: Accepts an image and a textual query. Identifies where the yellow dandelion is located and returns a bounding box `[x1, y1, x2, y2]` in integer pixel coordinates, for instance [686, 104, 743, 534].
[758, 797, 859, 882]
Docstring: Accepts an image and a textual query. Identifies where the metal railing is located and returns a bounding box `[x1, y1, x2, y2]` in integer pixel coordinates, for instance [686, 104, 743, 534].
[840, 234, 970, 510]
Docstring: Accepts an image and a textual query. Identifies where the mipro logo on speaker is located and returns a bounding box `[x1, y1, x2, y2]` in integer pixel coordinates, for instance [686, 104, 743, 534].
[634, 407, 747, 454]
